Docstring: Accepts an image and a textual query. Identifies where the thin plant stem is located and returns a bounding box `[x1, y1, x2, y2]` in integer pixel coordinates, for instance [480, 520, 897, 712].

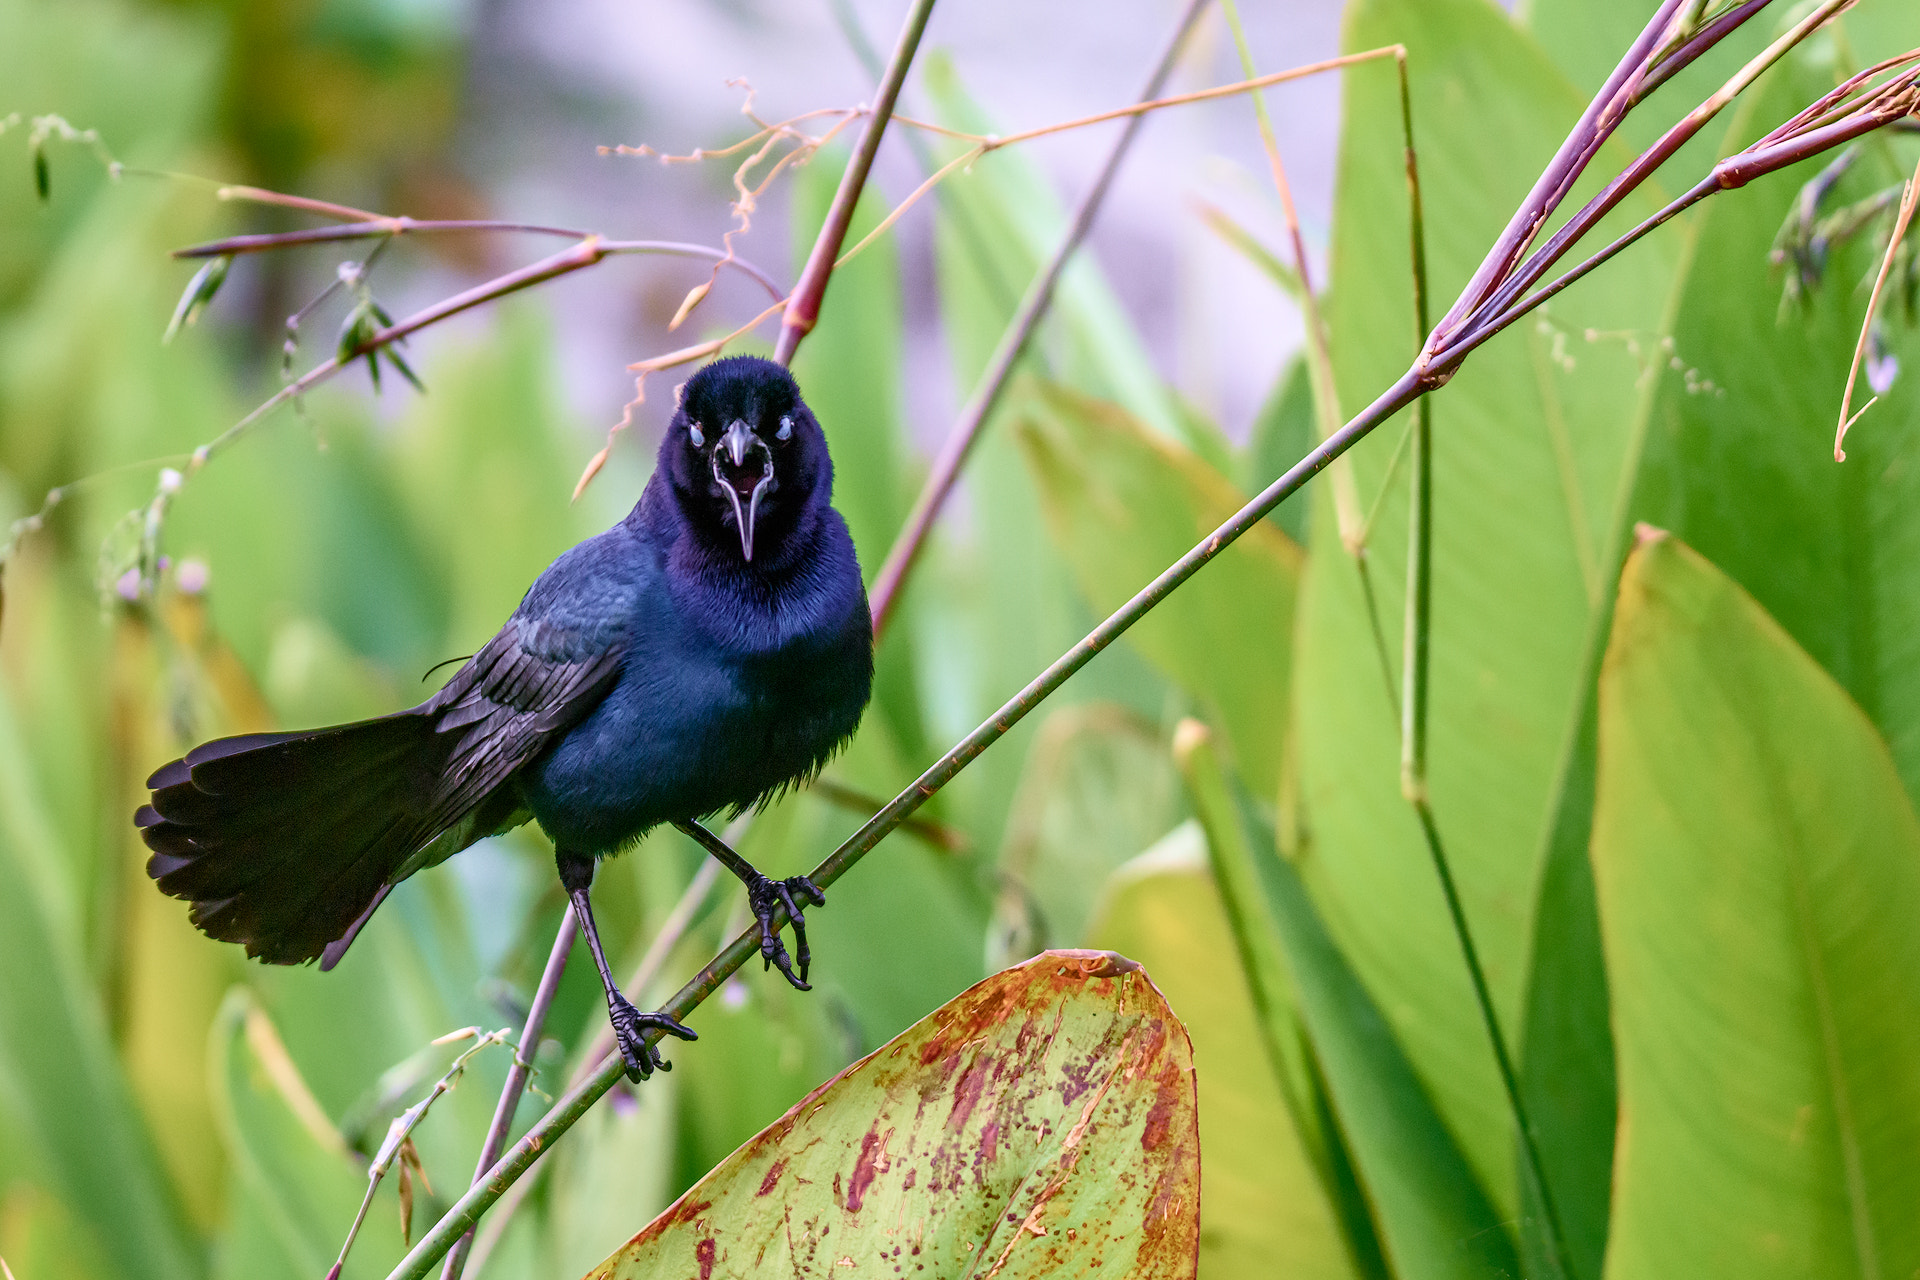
[863, 0, 1211, 637]
[331, 1027, 513, 1280]
[175, 224, 786, 300]
[1216, 0, 1365, 550]
[1834, 151, 1919, 459]
[438, 906, 577, 1280]
[773, 0, 937, 363]
[1394, 59, 1574, 1269]
[458, 855, 727, 1279]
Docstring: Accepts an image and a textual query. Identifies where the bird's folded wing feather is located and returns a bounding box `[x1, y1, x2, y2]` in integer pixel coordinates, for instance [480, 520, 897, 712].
[424, 614, 626, 827]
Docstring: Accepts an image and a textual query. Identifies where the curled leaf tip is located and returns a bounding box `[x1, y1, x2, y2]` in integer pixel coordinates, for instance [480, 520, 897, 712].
[573, 446, 611, 502]
[668, 279, 712, 331]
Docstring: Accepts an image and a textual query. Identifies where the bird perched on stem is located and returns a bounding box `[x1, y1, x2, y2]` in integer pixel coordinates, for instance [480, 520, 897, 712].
[137, 355, 874, 1080]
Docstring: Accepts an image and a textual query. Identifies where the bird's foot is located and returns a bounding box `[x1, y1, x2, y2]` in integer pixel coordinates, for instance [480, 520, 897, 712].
[745, 872, 827, 991]
[608, 992, 697, 1083]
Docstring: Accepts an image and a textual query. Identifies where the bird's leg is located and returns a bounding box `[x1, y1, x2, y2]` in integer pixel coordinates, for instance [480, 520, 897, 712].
[673, 820, 825, 991]
[555, 849, 697, 1082]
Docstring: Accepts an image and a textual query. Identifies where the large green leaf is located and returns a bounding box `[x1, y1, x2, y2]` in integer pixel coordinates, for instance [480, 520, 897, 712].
[1177, 725, 1516, 1280]
[1297, 0, 1678, 1218]
[1593, 531, 1920, 1279]
[1086, 823, 1356, 1280]
[1520, 50, 1920, 1277]
[1015, 379, 1301, 795]
[584, 950, 1200, 1280]
[0, 681, 200, 1280]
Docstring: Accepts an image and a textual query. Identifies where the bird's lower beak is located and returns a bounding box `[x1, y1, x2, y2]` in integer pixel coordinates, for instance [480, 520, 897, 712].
[722, 471, 773, 561]
[713, 421, 773, 562]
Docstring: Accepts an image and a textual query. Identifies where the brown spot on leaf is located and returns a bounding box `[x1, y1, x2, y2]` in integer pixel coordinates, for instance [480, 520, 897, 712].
[845, 1127, 892, 1212]
[757, 1160, 785, 1197]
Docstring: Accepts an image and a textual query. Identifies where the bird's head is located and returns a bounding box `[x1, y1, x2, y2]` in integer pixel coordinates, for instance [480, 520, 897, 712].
[661, 355, 831, 565]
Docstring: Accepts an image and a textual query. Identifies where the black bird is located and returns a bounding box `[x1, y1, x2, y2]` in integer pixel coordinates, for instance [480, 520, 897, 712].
[136, 356, 874, 1080]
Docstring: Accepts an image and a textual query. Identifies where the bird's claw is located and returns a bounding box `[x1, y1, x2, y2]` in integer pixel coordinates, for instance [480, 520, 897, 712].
[746, 873, 827, 991]
[608, 992, 697, 1083]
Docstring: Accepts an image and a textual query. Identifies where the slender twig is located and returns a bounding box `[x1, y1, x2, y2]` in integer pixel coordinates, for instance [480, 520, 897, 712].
[773, 0, 937, 363]
[330, 1027, 513, 1280]
[174, 224, 786, 301]
[1834, 152, 1920, 459]
[1394, 43, 1572, 1270]
[864, 0, 1210, 637]
[1217, 0, 1367, 553]
[438, 907, 577, 1280]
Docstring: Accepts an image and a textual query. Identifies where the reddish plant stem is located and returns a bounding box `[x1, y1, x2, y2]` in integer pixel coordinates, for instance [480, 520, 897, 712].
[773, 0, 938, 365]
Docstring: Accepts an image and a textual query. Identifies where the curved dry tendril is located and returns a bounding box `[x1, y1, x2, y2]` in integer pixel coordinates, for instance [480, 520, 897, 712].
[599, 86, 865, 335]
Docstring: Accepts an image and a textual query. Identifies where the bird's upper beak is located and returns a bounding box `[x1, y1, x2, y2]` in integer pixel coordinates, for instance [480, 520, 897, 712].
[712, 419, 774, 562]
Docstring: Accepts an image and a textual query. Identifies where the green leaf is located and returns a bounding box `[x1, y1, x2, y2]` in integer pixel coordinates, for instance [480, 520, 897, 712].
[207, 989, 407, 1280]
[1522, 53, 1920, 1278]
[0, 683, 201, 1280]
[1014, 379, 1301, 796]
[583, 950, 1200, 1280]
[1592, 530, 1920, 1279]
[162, 255, 231, 344]
[1180, 720, 1516, 1280]
[1086, 823, 1359, 1280]
[1298, 0, 1679, 1221]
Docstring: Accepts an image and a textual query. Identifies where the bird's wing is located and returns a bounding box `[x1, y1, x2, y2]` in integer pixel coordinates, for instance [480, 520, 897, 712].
[423, 613, 627, 828]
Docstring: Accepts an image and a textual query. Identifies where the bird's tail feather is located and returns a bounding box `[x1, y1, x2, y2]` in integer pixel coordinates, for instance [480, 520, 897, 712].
[138, 713, 458, 966]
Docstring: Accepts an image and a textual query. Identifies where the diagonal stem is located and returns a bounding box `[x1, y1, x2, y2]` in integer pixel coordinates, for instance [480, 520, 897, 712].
[773, 0, 938, 364]
[438, 906, 575, 1280]
[865, 0, 1210, 638]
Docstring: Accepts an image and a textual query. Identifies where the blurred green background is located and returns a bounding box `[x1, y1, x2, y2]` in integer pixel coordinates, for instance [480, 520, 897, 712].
[3, 0, 1919, 1277]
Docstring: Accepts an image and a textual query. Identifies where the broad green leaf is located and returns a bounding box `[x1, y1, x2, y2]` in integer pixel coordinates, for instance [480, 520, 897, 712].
[584, 950, 1200, 1280]
[1298, 0, 1677, 1220]
[1522, 52, 1920, 1278]
[1015, 380, 1301, 796]
[1593, 531, 1920, 1280]
[0, 682, 200, 1280]
[990, 701, 1186, 965]
[1086, 823, 1358, 1280]
[1180, 721, 1515, 1280]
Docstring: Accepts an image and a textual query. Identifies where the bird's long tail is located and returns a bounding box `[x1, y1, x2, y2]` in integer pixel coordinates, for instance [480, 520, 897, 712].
[138, 713, 463, 968]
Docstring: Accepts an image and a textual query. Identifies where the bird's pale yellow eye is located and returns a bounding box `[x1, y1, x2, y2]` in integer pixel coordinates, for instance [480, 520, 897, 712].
[690, 422, 706, 447]
[777, 416, 793, 441]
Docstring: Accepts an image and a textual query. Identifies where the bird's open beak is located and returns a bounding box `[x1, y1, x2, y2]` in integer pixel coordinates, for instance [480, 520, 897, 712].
[713, 420, 774, 562]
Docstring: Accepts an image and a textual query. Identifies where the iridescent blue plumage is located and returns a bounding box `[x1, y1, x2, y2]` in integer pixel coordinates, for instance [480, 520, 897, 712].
[138, 355, 873, 1079]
